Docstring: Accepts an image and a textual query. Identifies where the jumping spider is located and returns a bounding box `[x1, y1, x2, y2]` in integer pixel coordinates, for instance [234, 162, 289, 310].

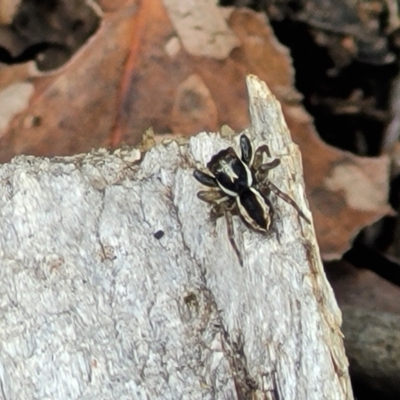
[193, 134, 311, 266]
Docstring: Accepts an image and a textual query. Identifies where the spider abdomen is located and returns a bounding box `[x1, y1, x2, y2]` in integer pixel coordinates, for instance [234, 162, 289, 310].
[237, 188, 272, 233]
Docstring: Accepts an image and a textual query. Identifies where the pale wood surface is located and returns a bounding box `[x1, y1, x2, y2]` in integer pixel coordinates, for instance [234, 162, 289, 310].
[0, 75, 353, 399]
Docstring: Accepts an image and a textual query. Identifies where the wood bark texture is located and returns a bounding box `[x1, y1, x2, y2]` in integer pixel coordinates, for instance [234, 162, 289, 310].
[0, 75, 353, 399]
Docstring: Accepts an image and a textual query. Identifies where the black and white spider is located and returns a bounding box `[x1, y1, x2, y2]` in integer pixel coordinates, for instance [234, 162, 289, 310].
[193, 134, 311, 266]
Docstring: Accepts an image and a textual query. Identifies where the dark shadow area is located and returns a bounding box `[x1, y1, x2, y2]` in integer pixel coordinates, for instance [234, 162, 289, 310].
[0, 0, 100, 70]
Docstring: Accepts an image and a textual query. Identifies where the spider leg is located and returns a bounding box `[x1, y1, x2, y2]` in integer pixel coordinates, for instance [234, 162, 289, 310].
[197, 190, 236, 220]
[193, 169, 218, 187]
[260, 159, 280, 171]
[240, 135, 253, 165]
[197, 189, 228, 204]
[263, 181, 311, 224]
[197, 189, 242, 264]
[253, 144, 272, 170]
[224, 209, 243, 267]
[255, 159, 281, 181]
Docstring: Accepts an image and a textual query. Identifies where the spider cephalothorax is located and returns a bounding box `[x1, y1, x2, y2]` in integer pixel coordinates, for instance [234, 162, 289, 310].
[193, 135, 310, 266]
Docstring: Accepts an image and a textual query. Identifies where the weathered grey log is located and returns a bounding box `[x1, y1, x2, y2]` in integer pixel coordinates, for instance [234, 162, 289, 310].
[0, 75, 353, 399]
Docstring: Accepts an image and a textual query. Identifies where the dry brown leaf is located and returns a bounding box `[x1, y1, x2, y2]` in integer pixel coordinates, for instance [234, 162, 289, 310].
[0, 0, 391, 258]
[327, 260, 400, 314]
[0, 0, 19, 23]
